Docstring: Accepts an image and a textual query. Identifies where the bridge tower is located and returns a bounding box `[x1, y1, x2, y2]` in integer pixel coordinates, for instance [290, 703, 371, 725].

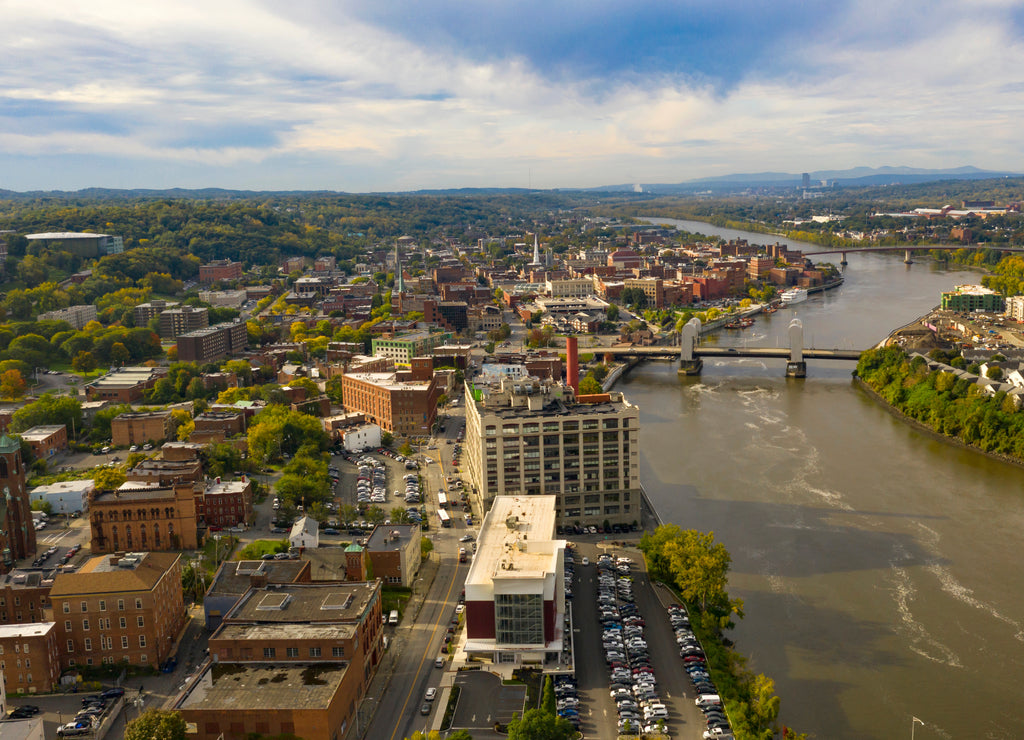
[840, 251, 848, 266]
[904, 249, 914, 264]
[787, 318, 806, 378]
[678, 317, 703, 376]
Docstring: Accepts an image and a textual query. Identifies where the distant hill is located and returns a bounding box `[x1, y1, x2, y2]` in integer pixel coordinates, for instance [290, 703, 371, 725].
[591, 166, 1023, 194]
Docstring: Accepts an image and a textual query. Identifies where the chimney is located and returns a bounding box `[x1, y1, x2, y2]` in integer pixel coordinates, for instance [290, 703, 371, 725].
[566, 336, 579, 394]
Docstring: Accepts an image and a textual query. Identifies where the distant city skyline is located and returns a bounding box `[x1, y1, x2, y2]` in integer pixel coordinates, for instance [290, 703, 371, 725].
[3, 0, 1024, 192]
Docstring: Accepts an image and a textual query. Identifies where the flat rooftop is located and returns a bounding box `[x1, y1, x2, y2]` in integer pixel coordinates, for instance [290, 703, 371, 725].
[176, 662, 348, 712]
[215, 622, 356, 642]
[365, 524, 419, 551]
[344, 371, 433, 391]
[466, 496, 562, 587]
[209, 559, 307, 598]
[0, 622, 55, 639]
[226, 582, 379, 623]
[19, 425, 67, 440]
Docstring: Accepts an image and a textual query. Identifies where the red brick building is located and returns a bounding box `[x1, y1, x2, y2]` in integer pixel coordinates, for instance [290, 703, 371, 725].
[0, 435, 35, 573]
[199, 260, 244, 283]
[0, 621, 62, 694]
[199, 479, 254, 529]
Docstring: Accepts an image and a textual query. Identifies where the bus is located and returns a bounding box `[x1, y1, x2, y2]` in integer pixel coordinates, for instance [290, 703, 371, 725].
[437, 509, 451, 528]
[438, 492, 448, 509]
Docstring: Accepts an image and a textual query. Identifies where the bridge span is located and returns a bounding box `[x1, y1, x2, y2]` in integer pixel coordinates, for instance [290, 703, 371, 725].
[803, 244, 1024, 265]
[598, 317, 865, 378]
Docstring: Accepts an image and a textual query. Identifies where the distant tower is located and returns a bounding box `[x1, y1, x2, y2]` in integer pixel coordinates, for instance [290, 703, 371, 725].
[0, 434, 35, 572]
[394, 244, 405, 294]
[532, 233, 541, 266]
[801, 172, 811, 188]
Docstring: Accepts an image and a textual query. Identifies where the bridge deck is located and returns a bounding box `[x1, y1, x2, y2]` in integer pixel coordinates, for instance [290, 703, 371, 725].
[602, 346, 863, 360]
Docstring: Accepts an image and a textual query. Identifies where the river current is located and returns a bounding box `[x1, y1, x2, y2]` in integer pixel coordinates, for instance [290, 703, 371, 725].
[623, 219, 1024, 739]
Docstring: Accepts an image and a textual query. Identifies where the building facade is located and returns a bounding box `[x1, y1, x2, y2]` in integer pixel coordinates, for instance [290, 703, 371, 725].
[199, 260, 244, 283]
[0, 436, 35, 573]
[159, 306, 209, 338]
[110, 411, 173, 447]
[371, 331, 453, 364]
[19, 425, 68, 460]
[464, 377, 640, 527]
[36, 304, 98, 330]
[341, 359, 440, 436]
[176, 321, 248, 364]
[0, 571, 52, 625]
[89, 485, 198, 554]
[48, 551, 185, 670]
[464, 496, 566, 665]
[0, 622, 62, 694]
[365, 524, 422, 586]
[200, 479, 253, 528]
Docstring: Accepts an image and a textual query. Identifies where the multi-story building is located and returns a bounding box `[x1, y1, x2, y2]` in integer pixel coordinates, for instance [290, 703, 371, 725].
[0, 570, 51, 625]
[89, 484, 198, 554]
[25, 232, 123, 257]
[36, 304, 98, 330]
[159, 306, 209, 338]
[341, 358, 440, 436]
[463, 376, 640, 528]
[125, 458, 204, 487]
[202, 558, 311, 632]
[464, 495, 566, 665]
[1006, 295, 1024, 323]
[133, 300, 179, 327]
[192, 412, 246, 440]
[623, 277, 666, 309]
[0, 622, 62, 694]
[49, 551, 185, 670]
[545, 278, 595, 298]
[371, 330, 453, 364]
[199, 290, 248, 308]
[177, 581, 385, 740]
[199, 259, 244, 283]
[176, 320, 248, 363]
[199, 479, 253, 529]
[365, 524, 422, 587]
[941, 285, 1005, 312]
[85, 366, 168, 403]
[110, 410, 173, 447]
[18, 425, 68, 460]
[29, 480, 94, 516]
[0, 435, 35, 573]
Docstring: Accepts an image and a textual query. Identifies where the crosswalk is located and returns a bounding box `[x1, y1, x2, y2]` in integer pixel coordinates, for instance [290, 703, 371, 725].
[38, 527, 79, 546]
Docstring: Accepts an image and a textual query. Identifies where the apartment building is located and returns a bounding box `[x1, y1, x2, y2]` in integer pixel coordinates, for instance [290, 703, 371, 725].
[178, 581, 384, 740]
[0, 622, 62, 694]
[111, 410, 173, 447]
[371, 330, 453, 364]
[365, 524, 422, 587]
[199, 259, 244, 283]
[19, 425, 68, 459]
[36, 304, 98, 330]
[159, 306, 209, 338]
[133, 300, 179, 326]
[199, 479, 253, 529]
[0, 571, 51, 625]
[464, 377, 640, 528]
[49, 551, 185, 670]
[176, 320, 248, 363]
[0, 435, 35, 573]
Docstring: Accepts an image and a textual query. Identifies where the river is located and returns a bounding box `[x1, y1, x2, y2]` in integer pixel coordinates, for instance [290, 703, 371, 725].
[623, 218, 1024, 739]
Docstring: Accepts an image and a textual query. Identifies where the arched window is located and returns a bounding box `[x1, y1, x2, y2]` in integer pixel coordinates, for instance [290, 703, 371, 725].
[125, 525, 133, 549]
[111, 525, 119, 551]
[153, 523, 161, 548]
[0, 457, 8, 478]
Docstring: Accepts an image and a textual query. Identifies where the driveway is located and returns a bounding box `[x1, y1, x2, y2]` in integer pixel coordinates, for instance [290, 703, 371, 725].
[450, 671, 527, 731]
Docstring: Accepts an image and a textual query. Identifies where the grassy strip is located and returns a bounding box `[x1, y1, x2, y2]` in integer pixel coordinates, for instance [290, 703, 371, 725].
[440, 685, 461, 730]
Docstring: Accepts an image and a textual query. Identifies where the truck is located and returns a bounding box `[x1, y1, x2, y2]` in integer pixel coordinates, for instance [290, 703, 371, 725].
[459, 548, 468, 563]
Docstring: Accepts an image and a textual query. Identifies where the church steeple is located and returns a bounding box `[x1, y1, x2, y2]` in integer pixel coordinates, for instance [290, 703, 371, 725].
[394, 243, 405, 294]
[532, 233, 540, 265]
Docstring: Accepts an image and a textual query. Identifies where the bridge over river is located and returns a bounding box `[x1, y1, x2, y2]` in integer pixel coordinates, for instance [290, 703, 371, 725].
[600, 318, 865, 377]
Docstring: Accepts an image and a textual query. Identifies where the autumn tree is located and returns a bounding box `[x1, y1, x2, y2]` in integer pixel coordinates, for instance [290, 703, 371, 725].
[0, 369, 27, 400]
[124, 709, 187, 740]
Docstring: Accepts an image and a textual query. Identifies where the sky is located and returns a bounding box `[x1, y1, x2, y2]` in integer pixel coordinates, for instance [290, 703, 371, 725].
[3, 0, 1024, 192]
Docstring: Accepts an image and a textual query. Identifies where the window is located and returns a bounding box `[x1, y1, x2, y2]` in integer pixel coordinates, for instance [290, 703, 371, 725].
[118, 599, 125, 611]
[66, 640, 74, 653]
[65, 621, 72, 632]
[135, 599, 143, 609]
[332, 646, 344, 658]
[121, 636, 129, 649]
[137, 616, 145, 628]
[309, 647, 321, 657]
[140, 655, 147, 664]
[99, 600, 106, 611]
[263, 647, 276, 658]
[494, 593, 543, 646]
[119, 617, 126, 629]
[286, 647, 299, 658]
[82, 619, 90, 631]
[84, 638, 92, 651]
[62, 602, 70, 614]
[80, 601, 88, 612]
[139, 636, 146, 648]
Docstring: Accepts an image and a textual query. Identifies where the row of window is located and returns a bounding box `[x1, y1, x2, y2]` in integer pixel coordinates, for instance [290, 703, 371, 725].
[69, 635, 145, 652]
[63, 598, 143, 613]
[68, 654, 146, 667]
[562, 505, 626, 517]
[64, 616, 144, 631]
[261, 646, 344, 658]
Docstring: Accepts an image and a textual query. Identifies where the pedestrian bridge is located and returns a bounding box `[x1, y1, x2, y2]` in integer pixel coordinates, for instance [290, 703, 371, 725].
[599, 318, 864, 377]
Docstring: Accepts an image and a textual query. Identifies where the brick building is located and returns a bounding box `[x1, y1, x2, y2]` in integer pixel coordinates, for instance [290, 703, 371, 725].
[177, 581, 384, 740]
[49, 551, 185, 670]
[0, 435, 35, 573]
[199, 479, 254, 529]
[192, 412, 246, 441]
[341, 358, 441, 436]
[111, 411, 174, 448]
[89, 485, 198, 554]
[133, 300, 179, 327]
[177, 321, 248, 363]
[85, 366, 168, 403]
[159, 306, 209, 338]
[19, 425, 68, 460]
[125, 458, 204, 487]
[200, 260, 244, 283]
[0, 571, 51, 625]
[0, 622, 62, 694]
[365, 524, 422, 587]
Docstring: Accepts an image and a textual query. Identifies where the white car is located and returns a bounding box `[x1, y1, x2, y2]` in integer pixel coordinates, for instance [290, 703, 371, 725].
[425, 687, 437, 701]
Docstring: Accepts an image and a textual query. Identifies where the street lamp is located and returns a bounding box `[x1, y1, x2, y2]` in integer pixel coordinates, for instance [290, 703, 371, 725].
[911, 716, 925, 740]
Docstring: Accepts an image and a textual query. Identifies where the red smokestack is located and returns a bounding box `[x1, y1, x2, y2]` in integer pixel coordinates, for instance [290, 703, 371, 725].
[566, 336, 579, 394]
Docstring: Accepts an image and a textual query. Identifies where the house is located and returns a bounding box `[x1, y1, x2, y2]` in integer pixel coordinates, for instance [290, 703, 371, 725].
[289, 516, 319, 550]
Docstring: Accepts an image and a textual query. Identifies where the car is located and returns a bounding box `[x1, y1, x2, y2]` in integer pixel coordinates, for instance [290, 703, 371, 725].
[323, 528, 340, 535]
[420, 702, 432, 716]
[435, 656, 446, 668]
[58, 721, 95, 737]
[459, 534, 474, 542]
[425, 687, 437, 701]
[581, 557, 590, 566]
[455, 604, 465, 615]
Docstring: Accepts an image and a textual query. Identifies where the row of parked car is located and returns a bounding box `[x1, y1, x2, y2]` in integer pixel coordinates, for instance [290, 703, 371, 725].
[666, 603, 733, 740]
[356, 457, 389, 505]
[57, 687, 125, 736]
[594, 553, 669, 736]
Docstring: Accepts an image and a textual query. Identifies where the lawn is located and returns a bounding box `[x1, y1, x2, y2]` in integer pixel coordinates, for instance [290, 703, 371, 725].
[237, 539, 289, 560]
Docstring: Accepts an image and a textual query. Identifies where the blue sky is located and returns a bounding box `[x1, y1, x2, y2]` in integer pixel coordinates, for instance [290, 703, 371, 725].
[2, 0, 1023, 191]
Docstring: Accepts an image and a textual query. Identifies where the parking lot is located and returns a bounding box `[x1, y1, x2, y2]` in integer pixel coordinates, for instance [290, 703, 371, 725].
[570, 541, 709, 740]
[450, 671, 527, 732]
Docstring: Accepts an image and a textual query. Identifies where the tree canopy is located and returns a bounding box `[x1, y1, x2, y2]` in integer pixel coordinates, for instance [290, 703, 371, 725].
[124, 709, 187, 740]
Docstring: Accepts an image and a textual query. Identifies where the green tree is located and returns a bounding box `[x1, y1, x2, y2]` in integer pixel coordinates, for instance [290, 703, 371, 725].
[578, 376, 603, 395]
[421, 536, 434, 559]
[10, 394, 83, 435]
[202, 443, 244, 479]
[72, 350, 98, 373]
[541, 675, 556, 715]
[325, 375, 345, 404]
[124, 709, 187, 740]
[94, 467, 127, 491]
[507, 708, 575, 740]
[247, 406, 330, 465]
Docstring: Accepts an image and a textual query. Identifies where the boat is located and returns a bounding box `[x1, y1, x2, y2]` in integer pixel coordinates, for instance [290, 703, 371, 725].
[724, 317, 754, 329]
[764, 306, 778, 314]
[779, 288, 808, 305]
